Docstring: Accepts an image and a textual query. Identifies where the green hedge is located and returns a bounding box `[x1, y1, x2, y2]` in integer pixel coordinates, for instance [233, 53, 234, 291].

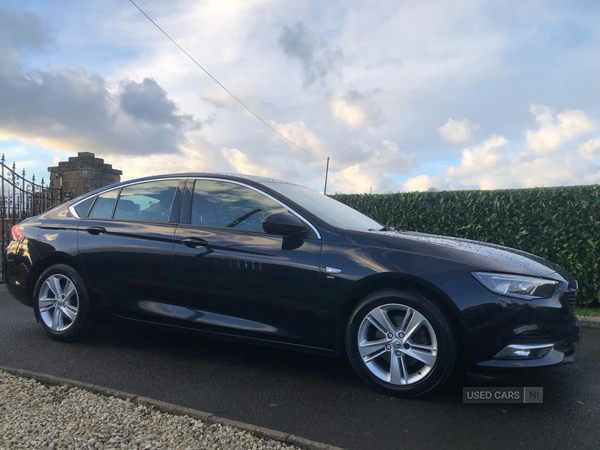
[332, 185, 600, 306]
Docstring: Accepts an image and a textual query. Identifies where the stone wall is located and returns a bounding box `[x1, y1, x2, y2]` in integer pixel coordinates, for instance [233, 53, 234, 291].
[47, 152, 122, 198]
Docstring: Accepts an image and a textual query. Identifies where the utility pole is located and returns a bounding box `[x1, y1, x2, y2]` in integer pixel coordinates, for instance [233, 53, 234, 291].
[323, 156, 330, 195]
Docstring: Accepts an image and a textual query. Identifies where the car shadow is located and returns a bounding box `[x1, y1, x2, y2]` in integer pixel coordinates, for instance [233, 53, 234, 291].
[72, 318, 572, 405]
[86, 319, 361, 384]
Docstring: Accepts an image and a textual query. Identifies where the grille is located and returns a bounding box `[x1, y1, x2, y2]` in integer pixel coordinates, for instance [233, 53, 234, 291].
[512, 331, 553, 344]
[568, 290, 577, 312]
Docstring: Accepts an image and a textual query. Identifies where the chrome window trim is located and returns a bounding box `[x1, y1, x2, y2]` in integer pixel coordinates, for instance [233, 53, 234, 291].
[68, 205, 80, 219]
[69, 176, 322, 239]
[68, 177, 184, 220]
[190, 177, 322, 240]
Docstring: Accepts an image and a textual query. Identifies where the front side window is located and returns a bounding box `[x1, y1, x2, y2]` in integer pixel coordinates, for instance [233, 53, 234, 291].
[191, 180, 287, 231]
[88, 190, 119, 219]
[113, 180, 179, 222]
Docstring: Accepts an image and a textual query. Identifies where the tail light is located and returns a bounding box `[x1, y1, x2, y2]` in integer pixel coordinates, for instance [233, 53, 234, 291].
[10, 225, 25, 241]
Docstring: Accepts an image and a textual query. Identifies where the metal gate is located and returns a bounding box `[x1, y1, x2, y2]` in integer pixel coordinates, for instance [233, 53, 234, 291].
[1, 155, 72, 283]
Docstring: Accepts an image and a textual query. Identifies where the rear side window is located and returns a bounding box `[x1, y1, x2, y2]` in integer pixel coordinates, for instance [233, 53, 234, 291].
[88, 190, 119, 219]
[113, 180, 179, 223]
[191, 180, 287, 231]
[73, 196, 95, 218]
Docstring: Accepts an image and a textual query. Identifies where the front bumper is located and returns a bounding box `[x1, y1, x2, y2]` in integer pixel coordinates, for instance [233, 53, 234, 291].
[478, 328, 580, 368]
[439, 273, 581, 369]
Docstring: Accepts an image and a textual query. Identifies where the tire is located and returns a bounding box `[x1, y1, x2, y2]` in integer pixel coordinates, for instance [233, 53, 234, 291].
[346, 288, 457, 398]
[33, 264, 93, 342]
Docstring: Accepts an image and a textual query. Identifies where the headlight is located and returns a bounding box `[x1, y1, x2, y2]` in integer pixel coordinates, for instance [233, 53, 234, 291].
[472, 272, 558, 299]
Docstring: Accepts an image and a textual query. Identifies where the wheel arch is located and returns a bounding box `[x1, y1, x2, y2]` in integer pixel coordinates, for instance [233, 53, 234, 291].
[338, 273, 468, 356]
[27, 252, 90, 302]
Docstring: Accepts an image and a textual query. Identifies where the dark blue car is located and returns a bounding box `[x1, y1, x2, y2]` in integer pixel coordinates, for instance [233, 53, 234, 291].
[5, 173, 580, 397]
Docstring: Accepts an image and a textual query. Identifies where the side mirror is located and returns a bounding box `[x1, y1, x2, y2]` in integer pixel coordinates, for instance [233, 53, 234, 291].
[262, 212, 308, 237]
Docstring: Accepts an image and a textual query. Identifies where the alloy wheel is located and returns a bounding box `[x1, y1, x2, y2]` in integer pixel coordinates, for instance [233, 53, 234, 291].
[38, 274, 79, 332]
[357, 303, 438, 385]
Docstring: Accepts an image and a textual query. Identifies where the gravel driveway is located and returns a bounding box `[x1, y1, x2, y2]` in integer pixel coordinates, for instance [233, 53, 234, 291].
[0, 371, 298, 449]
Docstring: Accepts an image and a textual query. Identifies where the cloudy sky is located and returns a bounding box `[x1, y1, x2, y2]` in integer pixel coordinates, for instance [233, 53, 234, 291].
[1, 0, 599, 194]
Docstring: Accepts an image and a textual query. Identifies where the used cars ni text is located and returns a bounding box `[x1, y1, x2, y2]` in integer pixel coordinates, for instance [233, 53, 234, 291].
[5, 174, 580, 397]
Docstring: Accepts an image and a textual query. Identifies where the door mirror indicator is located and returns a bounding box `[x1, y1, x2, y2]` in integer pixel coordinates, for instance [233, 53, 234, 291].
[262, 212, 308, 237]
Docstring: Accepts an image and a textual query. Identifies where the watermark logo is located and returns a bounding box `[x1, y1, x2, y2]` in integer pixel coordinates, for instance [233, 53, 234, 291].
[463, 387, 543, 403]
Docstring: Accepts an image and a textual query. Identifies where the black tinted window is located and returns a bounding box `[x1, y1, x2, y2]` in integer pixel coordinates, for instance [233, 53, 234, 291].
[73, 196, 95, 218]
[88, 190, 118, 219]
[191, 180, 287, 231]
[114, 180, 179, 223]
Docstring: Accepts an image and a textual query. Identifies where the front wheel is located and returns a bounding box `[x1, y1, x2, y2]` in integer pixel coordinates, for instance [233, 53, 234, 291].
[33, 264, 93, 342]
[346, 289, 457, 397]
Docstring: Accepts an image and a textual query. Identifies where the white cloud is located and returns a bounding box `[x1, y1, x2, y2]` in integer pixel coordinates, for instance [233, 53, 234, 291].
[402, 174, 440, 192]
[441, 133, 600, 190]
[269, 120, 326, 159]
[438, 118, 480, 145]
[327, 140, 413, 193]
[526, 105, 596, 155]
[530, 104, 554, 125]
[221, 147, 272, 177]
[358, 139, 413, 173]
[0, 40, 198, 157]
[579, 137, 600, 161]
[402, 105, 600, 191]
[330, 89, 382, 130]
[330, 93, 369, 129]
[107, 134, 225, 181]
[200, 90, 240, 109]
[217, 117, 413, 194]
[446, 135, 508, 179]
[3, 3, 600, 196]
[327, 164, 392, 195]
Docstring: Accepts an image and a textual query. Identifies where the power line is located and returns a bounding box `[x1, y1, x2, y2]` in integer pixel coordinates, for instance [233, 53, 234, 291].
[329, 160, 360, 192]
[128, 0, 326, 160]
[128, 0, 364, 193]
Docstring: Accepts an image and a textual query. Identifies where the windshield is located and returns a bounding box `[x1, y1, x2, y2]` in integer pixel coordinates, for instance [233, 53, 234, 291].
[264, 182, 383, 230]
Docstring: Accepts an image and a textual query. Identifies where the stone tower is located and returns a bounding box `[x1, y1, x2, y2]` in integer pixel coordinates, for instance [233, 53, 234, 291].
[47, 152, 122, 198]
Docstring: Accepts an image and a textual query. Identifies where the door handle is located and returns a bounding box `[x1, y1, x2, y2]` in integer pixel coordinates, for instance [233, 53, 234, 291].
[181, 237, 209, 248]
[85, 226, 107, 235]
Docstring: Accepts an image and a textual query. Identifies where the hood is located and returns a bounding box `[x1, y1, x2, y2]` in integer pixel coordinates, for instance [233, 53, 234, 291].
[345, 229, 570, 281]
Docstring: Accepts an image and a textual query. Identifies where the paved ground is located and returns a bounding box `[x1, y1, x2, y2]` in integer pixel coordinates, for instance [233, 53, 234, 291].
[1, 285, 599, 450]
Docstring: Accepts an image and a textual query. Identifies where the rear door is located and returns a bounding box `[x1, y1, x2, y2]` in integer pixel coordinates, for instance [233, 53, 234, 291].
[77, 178, 184, 323]
[170, 179, 332, 349]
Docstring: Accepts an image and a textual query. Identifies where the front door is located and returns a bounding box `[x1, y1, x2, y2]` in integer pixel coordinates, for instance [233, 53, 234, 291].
[171, 179, 331, 349]
[77, 178, 184, 323]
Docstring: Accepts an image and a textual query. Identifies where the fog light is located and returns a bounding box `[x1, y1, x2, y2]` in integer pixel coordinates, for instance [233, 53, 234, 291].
[495, 343, 553, 360]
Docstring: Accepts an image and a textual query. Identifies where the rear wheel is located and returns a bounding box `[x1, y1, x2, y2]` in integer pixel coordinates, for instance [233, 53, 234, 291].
[346, 288, 457, 397]
[33, 264, 92, 341]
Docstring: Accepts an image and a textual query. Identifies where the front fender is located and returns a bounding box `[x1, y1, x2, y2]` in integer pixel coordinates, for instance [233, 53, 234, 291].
[320, 241, 475, 288]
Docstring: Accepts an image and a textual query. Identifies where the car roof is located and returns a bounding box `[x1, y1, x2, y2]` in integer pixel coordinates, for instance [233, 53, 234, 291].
[149, 172, 295, 185]
[64, 172, 301, 205]
[114, 172, 297, 186]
